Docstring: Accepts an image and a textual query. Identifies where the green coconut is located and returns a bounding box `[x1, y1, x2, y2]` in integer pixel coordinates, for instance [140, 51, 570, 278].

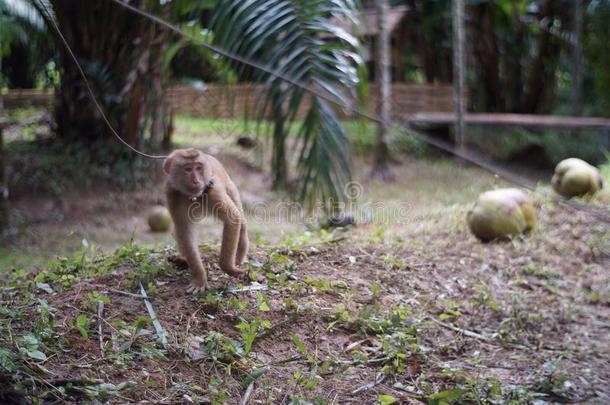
[467, 188, 537, 242]
[148, 205, 172, 232]
[551, 158, 603, 198]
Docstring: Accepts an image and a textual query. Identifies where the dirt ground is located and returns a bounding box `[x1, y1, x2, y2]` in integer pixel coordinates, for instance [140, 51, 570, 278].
[1, 198, 609, 404]
[1, 117, 609, 404]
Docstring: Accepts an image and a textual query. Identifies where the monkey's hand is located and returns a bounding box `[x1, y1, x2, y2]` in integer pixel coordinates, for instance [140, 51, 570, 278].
[186, 280, 209, 294]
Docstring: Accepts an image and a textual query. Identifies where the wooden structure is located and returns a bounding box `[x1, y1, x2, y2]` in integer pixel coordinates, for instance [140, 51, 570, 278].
[405, 112, 610, 150]
[405, 112, 610, 130]
[4, 84, 459, 118]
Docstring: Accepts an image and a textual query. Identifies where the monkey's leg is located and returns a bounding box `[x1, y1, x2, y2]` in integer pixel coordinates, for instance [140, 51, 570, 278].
[226, 182, 249, 265]
[214, 194, 246, 277]
[175, 226, 209, 293]
[236, 223, 249, 265]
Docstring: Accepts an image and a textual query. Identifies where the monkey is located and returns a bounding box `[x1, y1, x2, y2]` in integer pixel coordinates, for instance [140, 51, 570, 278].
[163, 148, 249, 293]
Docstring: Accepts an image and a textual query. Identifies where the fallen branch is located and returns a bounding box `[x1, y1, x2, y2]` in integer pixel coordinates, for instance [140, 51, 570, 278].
[139, 282, 168, 349]
[227, 282, 268, 294]
[239, 382, 255, 405]
[108, 288, 144, 299]
[97, 301, 105, 358]
[351, 373, 386, 395]
[269, 355, 302, 366]
[429, 317, 490, 342]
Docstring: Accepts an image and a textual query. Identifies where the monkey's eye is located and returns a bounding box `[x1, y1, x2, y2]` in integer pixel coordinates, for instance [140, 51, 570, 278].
[184, 167, 193, 173]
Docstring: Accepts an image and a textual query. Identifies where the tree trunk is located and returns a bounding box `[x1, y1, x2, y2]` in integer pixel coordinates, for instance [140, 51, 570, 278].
[469, 3, 504, 111]
[0, 125, 8, 235]
[149, 5, 170, 148]
[0, 48, 9, 233]
[50, 0, 155, 149]
[452, 0, 466, 157]
[519, 0, 554, 113]
[162, 104, 174, 151]
[572, 0, 584, 115]
[507, 7, 525, 112]
[272, 114, 287, 190]
[371, 0, 394, 181]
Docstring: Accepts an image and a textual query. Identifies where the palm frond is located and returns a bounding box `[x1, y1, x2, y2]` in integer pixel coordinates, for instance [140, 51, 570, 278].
[2, 0, 48, 30]
[211, 0, 363, 209]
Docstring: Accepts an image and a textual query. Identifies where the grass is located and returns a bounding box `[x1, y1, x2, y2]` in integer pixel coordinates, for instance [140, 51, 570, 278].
[2, 115, 609, 403]
[465, 126, 606, 165]
[1, 199, 608, 403]
[172, 116, 430, 158]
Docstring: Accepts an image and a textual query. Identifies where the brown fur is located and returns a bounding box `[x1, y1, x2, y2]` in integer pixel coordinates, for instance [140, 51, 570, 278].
[164, 148, 249, 293]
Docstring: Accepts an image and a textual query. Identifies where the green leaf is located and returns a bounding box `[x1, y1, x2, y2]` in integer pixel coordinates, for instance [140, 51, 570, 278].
[377, 395, 398, 405]
[211, 0, 362, 208]
[427, 388, 463, 404]
[26, 349, 47, 361]
[76, 314, 90, 339]
[291, 334, 308, 357]
[36, 282, 55, 294]
[241, 366, 268, 388]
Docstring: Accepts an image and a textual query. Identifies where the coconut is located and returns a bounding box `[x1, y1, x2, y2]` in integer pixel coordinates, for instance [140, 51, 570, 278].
[551, 158, 603, 198]
[147, 205, 172, 232]
[467, 188, 537, 242]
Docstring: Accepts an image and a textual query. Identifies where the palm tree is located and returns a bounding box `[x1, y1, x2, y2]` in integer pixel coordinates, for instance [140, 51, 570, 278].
[1, 0, 49, 233]
[211, 0, 362, 208]
[9, 0, 361, 209]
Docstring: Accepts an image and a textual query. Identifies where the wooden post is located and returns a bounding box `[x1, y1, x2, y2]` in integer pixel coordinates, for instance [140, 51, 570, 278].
[452, 0, 466, 157]
[371, 0, 394, 181]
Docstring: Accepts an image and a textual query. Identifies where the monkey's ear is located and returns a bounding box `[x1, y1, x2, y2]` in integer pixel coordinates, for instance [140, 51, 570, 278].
[163, 157, 173, 175]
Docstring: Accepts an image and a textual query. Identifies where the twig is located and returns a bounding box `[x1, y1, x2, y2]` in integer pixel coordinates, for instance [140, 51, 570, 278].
[97, 301, 105, 358]
[351, 373, 386, 395]
[239, 382, 255, 405]
[256, 317, 296, 342]
[139, 282, 168, 349]
[428, 317, 490, 342]
[227, 282, 268, 294]
[185, 308, 202, 336]
[108, 288, 144, 298]
[269, 355, 302, 366]
[334, 356, 389, 366]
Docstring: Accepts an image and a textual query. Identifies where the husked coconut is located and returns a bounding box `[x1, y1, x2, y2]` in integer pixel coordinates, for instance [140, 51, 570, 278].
[467, 188, 537, 242]
[148, 205, 172, 232]
[552, 158, 603, 198]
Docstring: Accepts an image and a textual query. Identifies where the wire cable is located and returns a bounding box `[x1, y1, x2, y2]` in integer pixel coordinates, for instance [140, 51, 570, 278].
[110, 0, 609, 221]
[40, 0, 610, 220]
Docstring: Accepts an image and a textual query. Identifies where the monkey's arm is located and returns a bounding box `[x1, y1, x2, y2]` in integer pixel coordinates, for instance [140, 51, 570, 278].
[174, 224, 209, 292]
[167, 189, 209, 292]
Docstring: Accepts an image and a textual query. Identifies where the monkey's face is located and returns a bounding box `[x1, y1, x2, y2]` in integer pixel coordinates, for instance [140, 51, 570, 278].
[174, 161, 207, 196]
[164, 149, 212, 197]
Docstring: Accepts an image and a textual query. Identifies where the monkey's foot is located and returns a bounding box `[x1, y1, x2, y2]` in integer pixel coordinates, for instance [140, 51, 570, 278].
[222, 267, 247, 277]
[186, 282, 209, 294]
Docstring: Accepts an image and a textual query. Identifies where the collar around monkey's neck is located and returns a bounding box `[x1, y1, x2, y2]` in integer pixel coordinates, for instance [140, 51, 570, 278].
[190, 179, 215, 202]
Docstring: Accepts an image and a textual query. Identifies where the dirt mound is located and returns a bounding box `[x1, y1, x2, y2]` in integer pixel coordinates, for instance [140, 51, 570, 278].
[1, 204, 609, 403]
